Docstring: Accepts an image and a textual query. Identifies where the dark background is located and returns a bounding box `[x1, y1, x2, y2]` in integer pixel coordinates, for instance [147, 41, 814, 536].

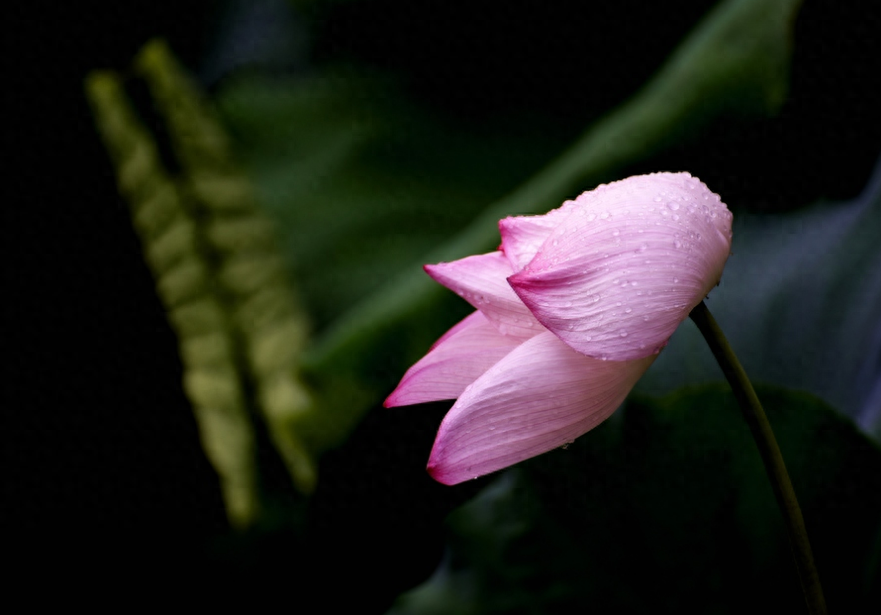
[6, 0, 879, 607]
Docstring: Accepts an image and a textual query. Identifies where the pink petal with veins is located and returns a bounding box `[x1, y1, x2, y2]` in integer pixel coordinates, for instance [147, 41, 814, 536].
[427, 331, 656, 485]
[424, 251, 541, 337]
[498, 200, 578, 270]
[384, 311, 528, 407]
[508, 173, 732, 361]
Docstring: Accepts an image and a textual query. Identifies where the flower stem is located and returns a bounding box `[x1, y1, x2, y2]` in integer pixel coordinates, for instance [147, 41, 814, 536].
[689, 301, 827, 615]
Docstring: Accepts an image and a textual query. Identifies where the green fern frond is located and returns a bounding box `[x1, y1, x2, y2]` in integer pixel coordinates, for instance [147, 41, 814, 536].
[86, 40, 318, 527]
[85, 71, 261, 528]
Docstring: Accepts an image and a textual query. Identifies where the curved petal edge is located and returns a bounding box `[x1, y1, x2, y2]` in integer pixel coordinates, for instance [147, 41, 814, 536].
[427, 331, 656, 485]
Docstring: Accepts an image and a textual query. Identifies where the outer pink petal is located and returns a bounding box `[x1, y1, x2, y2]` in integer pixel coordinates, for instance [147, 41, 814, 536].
[384, 311, 527, 407]
[425, 251, 541, 337]
[508, 172, 732, 361]
[498, 201, 578, 270]
[427, 331, 656, 485]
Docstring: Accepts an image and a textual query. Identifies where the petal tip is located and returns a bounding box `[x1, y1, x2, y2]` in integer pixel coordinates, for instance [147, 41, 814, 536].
[426, 459, 459, 486]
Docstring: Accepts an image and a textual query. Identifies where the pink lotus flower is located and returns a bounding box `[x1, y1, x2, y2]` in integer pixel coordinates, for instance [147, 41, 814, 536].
[385, 172, 733, 485]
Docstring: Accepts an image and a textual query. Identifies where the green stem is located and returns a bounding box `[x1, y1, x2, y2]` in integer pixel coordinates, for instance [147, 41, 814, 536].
[689, 301, 827, 615]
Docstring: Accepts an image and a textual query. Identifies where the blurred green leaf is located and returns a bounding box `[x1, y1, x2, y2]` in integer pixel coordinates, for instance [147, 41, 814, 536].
[637, 171, 881, 437]
[88, 0, 812, 520]
[389, 385, 881, 614]
[86, 70, 264, 528]
[215, 0, 805, 446]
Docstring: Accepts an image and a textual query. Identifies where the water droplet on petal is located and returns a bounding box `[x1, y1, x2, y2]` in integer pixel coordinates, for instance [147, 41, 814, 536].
[624, 307, 632, 314]
[666, 201, 680, 211]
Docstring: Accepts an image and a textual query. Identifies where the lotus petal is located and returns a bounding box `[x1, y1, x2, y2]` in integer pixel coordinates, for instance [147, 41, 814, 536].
[427, 331, 656, 485]
[384, 311, 527, 407]
[425, 251, 542, 337]
[498, 201, 578, 270]
[508, 173, 732, 361]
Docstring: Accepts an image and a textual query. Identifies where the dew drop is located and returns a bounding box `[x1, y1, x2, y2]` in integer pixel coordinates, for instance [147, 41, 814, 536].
[673, 277, 679, 283]
[624, 307, 632, 314]
[639, 243, 648, 251]
[643, 315, 649, 322]
[612, 230, 620, 237]
[674, 240, 683, 249]
[599, 211, 610, 220]
[631, 281, 638, 287]
[666, 201, 680, 211]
